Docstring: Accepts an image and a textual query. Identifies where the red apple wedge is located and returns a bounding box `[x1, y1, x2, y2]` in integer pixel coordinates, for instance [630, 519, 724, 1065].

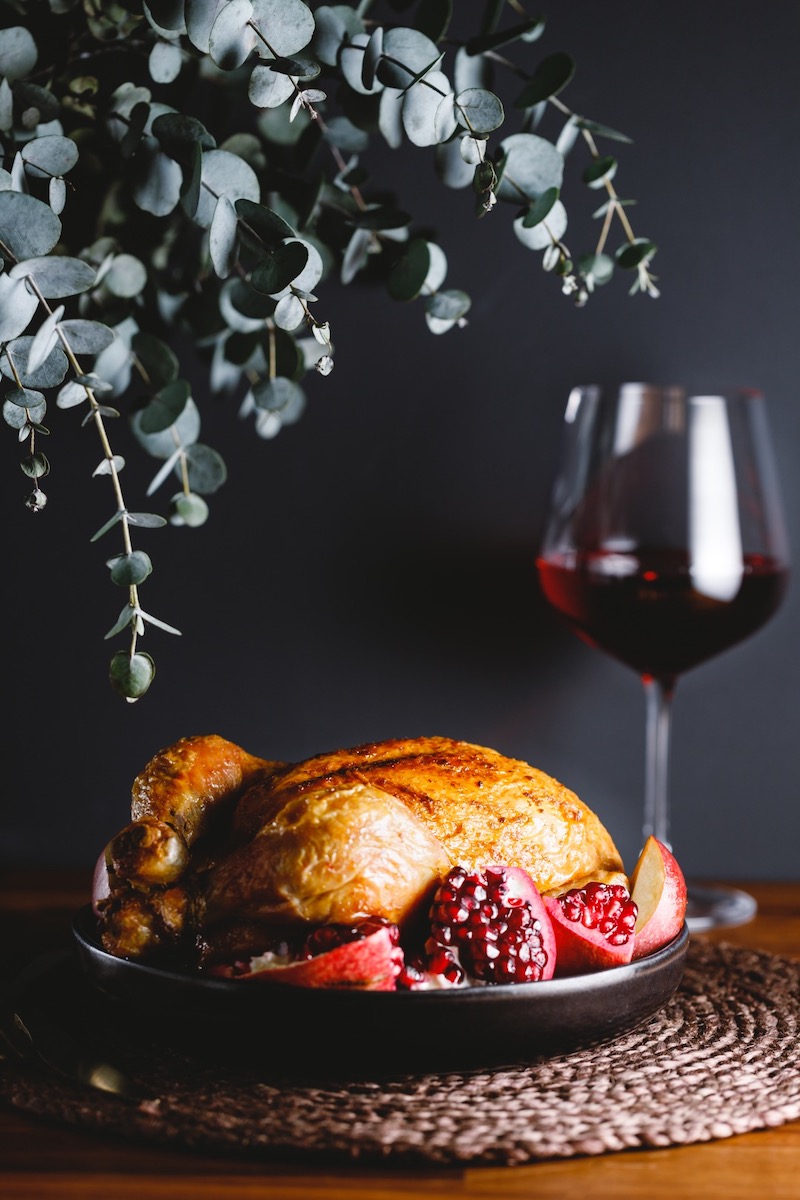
[629, 836, 688, 959]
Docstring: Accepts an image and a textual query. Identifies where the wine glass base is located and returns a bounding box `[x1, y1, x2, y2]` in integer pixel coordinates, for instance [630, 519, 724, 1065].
[684, 882, 757, 932]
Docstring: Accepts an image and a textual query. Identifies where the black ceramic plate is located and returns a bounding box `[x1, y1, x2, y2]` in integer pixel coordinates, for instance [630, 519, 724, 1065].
[72, 907, 689, 1077]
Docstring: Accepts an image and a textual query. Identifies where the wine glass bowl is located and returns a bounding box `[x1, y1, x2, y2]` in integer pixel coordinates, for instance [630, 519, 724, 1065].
[536, 384, 790, 931]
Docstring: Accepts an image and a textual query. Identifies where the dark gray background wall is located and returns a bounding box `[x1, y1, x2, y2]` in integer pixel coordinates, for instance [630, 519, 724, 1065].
[2, 2, 798, 883]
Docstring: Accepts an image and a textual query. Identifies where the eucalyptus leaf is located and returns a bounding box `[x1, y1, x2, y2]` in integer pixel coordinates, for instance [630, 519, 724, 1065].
[583, 155, 617, 188]
[93, 454, 126, 476]
[251, 240, 309, 294]
[465, 17, 545, 55]
[378, 85, 405, 148]
[386, 237, 430, 301]
[149, 39, 184, 82]
[577, 118, 633, 144]
[0, 335, 68, 388]
[455, 88, 504, 135]
[127, 511, 170, 529]
[185, 0, 228, 53]
[340, 33, 383, 96]
[21, 135, 79, 179]
[380, 26, 440, 88]
[273, 293, 305, 330]
[182, 442, 228, 493]
[513, 198, 567, 250]
[5, 386, 45, 409]
[616, 238, 657, 269]
[495, 132, 564, 203]
[108, 550, 154, 586]
[402, 69, 451, 147]
[9, 256, 95, 298]
[236, 198, 296, 246]
[102, 254, 147, 298]
[194, 149, 260, 228]
[362, 26, 384, 90]
[132, 395, 201, 457]
[0, 273, 38, 341]
[58, 320, 116, 355]
[341, 227, 371, 285]
[250, 0, 315, 57]
[209, 0, 256, 69]
[515, 52, 576, 108]
[109, 651, 156, 701]
[133, 145, 182, 217]
[131, 332, 179, 387]
[0, 26, 38, 81]
[249, 64, 296, 109]
[26, 303, 64, 375]
[0, 191, 62, 261]
[170, 491, 210, 526]
[151, 112, 216, 164]
[311, 4, 363, 66]
[522, 186, 560, 227]
[209, 194, 239, 277]
[49, 177, 67, 214]
[140, 379, 192, 433]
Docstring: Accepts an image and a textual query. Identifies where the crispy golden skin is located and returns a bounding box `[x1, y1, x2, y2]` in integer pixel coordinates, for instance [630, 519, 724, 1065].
[97, 734, 626, 961]
[205, 736, 625, 929]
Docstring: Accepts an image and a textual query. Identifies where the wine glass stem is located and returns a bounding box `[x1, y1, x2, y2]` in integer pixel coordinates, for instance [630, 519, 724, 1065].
[642, 676, 676, 850]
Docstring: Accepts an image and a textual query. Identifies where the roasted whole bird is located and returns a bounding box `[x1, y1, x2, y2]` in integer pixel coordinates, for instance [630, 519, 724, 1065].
[95, 733, 627, 971]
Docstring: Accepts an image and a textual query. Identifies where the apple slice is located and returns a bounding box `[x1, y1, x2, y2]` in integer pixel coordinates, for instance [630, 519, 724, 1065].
[629, 836, 688, 959]
[242, 923, 404, 990]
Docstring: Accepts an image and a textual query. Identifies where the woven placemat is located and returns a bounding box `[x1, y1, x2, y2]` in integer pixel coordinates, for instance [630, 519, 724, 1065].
[2, 940, 799, 1165]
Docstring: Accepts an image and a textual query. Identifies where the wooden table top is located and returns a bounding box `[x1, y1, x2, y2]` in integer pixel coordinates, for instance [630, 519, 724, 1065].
[1, 868, 799, 1199]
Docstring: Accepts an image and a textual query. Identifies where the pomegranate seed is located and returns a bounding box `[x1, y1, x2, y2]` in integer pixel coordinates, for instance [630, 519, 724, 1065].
[555, 882, 637, 946]
[423, 866, 553, 986]
[302, 916, 400, 959]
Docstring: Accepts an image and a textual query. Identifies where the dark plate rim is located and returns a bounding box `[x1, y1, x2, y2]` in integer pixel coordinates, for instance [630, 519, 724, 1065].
[72, 905, 690, 1006]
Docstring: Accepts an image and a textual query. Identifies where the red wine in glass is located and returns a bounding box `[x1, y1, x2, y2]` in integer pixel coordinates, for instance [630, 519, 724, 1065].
[536, 384, 790, 931]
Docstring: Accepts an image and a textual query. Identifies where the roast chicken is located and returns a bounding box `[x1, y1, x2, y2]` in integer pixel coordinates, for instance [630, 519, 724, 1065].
[96, 733, 626, 963]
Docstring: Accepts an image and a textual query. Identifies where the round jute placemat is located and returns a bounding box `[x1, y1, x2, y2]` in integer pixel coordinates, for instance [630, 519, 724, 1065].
[2, 939, 799, 1166]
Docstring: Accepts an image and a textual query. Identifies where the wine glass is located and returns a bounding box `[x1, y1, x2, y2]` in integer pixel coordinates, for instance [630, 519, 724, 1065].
[536, 383, 790, 931]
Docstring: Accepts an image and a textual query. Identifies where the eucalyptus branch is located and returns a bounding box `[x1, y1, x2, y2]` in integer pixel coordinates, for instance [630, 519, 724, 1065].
[0, 1, 660, 700]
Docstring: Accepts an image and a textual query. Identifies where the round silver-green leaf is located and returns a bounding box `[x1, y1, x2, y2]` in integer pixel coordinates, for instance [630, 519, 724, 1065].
[0, 335, 68, 388]
[108, 550, 153, 586]
[109, 651, 156, 701]
[455, 88, 504, 135]
[149, 39, 184, 82]
[170, 491, 210, 526]
[57, 319, 115, 356]
[194, 149, 260, 228]
[21, 135, 79, 179]
[380, 27, 440, 89]
[495, 132, 564, 203]
[0, 191, 62, 259]
[249, 64, 296, 108]
[183, 442, 227, 493]
[250, 0, 315, 58]
[0, 273, 38, 341]
[311, 4, 363, 66]
[131, 395, 201, 457]
[513, 198, 566, 250]
[209, 0, 256, 69]
[9, 256, 95, 299]
[402, 69, 451, 147]
[0, 26, 38, 82]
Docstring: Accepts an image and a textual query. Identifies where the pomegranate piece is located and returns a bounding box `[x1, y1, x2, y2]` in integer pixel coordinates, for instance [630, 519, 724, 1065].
[402, 864, 557, 988]
[544, 881, 638, 975]
[239, 917, 404, 990]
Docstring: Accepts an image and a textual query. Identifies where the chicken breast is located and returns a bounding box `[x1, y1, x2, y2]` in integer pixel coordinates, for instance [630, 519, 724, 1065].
[203, 736, 625, 929]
